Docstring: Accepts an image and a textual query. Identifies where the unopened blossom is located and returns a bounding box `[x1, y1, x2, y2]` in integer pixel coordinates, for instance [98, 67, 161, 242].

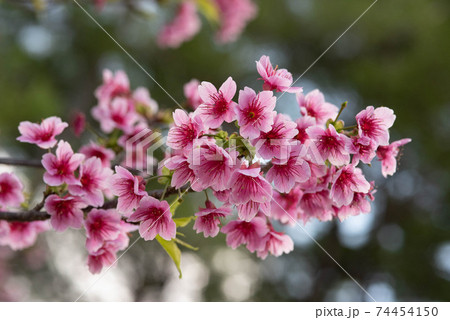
[133, 87, 158, 116]
[299, 190, 333, 223]
[356, 106, 396, 146]
[297, 90, 339, 126]
[2, 221, 49, 251]
[265, 146, 311, 193]
[92, 97, 138, 134]
[17, 116, 68, 149]
[229, 166, 272, 205]
[84, 209, 122, 253]
[376, 138, 412, 177]
[270, 186, 303, 225]
[110, 166, 148, 215]
[157, 2, 201, 48]
[184, 79, 202, 109]
[189, 140, 237, 191]
[215, 0, 257, 43]
[251, 113, 299, 160]
[306, 124, 352, 166]
[68, 157, 113, 207]
[221, 217, 269, 252]
[167, 109, 204, 150]
[294, 115, 316, 144]
[256, 55, 302, 93]
[196, 77, 238, 129]
[44, 195, 87, 232]
[79, 142, 115, 168]
[330, 164, 371, 207]
[72, 111, 86, 137]
[95, 69, 130, 104]
[236, 87, 276, 139]
[193, 200, 231, 237]
[0, 172, 24, 208]
[42, 140, 85, 186]
[349, 136, 377, 164]
[128, 196, 176, 241]
[257, 228, 294, 259]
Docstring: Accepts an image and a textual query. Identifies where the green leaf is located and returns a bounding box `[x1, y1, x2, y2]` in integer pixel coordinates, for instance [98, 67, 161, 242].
[174, 238, 199, 251]
[156, 236, 182, 278]
[158, 166, 172, 185]
[196, 0, 219, 24]
[173, 216, 195, 228]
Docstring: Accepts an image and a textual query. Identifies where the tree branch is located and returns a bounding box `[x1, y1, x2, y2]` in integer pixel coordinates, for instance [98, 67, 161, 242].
[0, 157, 43, 168]
[0, 186, 191, 222]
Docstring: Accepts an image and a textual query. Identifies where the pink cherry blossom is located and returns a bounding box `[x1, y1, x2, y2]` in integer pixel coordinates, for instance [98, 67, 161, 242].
[92, 97, 138, 134]
[79, 142, 115, 168]
[128, 196, 176, 241]
[167, 109, 204, 150]
[270, 186, 303, 225]
[297, 90, 339, 126]
[214, 189, 231, 203]
[215, 0, 257, 43]
[95, 69, 130, 104]
[193, 200, 231, 237]
[44, 195, 87, 232]
[330, 164, 371, 207]
[251, 113, 299, 160]
[189, 140, 237, 191]
[236, 87, 276, 139]
[221, 217, 269, 252]
[184, 79, 202, 110]
[84, 209, 121, 253]
[157, 2, 201, 48]
[87, 245, 116, 274]
[0, 172, 24, 208]
[256, 55, 302, 93]
[196, 77, 238, 129]
[349, 136, 377, 164]
[2, 221, 49, 251]
[333, 188, 374, 222]
[257, 228, 294, 259]
[356, 106, 396, 146]
[229, 166, 272, 205]
[164, 153, 203, 191]
[68, 157, 113, 207]
[42, 141, 85, 186]
[17, 116, 68, 149]
[294, 115, 316, 144]
[110, 166, 148, 215]
[236, 200, 271, 222]
[266, 146, 311, 193]
[133, 87, 158, 116]
[306, 124, 352, 166]
[376, 138, 412, 177]
[299, 190, 333, 223]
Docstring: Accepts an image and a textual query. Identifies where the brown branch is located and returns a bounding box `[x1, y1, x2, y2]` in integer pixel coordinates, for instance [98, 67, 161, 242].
[0, 157, 43, 168]
[0, 186, 191, 222]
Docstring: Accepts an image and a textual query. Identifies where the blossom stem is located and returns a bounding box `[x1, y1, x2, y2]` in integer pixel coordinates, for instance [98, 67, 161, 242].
[334, 101, 348, 122]
[160, 182, 170, 201]
[341, 125, 357, 131]
[145, 175, 171, 181]
[204, 190, 209, 201]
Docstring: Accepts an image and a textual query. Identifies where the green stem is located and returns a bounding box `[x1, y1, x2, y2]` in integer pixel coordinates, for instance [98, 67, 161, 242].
[146, 175, 171, 181]
[160, 182, 170, 201]
[341, 125, 357, 131]
[334, 101, 348, 122]
[204, 190, 209, 201]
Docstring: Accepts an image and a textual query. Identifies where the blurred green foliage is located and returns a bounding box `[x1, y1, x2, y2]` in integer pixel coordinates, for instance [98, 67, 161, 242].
[0, 0, 449, 301]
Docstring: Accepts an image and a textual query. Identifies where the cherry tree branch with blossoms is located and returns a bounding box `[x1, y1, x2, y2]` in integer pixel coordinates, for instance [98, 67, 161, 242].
[0, 55, 411, 276]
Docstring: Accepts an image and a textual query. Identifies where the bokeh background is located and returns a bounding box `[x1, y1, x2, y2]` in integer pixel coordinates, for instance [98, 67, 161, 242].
[0, 0, 449, 301]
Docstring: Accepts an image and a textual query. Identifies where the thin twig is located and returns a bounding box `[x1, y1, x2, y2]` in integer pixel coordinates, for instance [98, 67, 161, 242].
[0, 158, 43, 168]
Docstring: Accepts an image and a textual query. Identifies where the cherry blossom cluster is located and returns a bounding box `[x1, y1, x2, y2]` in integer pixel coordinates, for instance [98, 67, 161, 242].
[93, 0, 257, 48]
[0, 55, 410, 275]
